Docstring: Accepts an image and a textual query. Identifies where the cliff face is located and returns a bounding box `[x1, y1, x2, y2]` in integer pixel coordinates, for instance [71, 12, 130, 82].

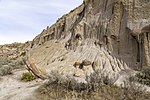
[30, 0, 150, 69]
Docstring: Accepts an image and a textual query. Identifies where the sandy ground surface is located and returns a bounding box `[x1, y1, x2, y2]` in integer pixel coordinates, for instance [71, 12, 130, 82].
[0, 69, 43, 100]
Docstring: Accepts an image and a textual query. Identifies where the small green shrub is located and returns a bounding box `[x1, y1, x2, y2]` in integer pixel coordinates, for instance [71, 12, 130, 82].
[21, 72, 36, 82]
[0, 65, 13, 76]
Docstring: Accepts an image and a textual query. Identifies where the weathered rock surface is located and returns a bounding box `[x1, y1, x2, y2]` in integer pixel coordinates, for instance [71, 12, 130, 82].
[21, 0, 150, 83]
[29, 0, 150, 69]
[23, 57, 46, 80]
[1, 0, 150, 84]
[27, 39, 130, 82]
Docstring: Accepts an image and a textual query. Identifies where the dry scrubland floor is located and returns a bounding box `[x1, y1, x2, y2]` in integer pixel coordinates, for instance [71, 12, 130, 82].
[0, 69, 42, 100]
[1, 68, 150, 100]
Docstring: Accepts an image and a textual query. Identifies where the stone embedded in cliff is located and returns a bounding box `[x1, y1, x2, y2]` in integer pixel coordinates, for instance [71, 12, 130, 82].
[73, 62, 81, 68]
[82, 59, 92, 66]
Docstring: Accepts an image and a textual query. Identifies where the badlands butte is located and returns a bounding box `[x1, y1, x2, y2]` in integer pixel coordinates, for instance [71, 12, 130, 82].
[0, 0, 150, 100]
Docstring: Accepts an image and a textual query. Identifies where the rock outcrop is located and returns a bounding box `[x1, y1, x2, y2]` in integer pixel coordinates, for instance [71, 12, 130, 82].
[23, 0, 150, 82]
[29, 0, 150, 69]
[1, 0, 149, 83]
[23, 57, 46, 80]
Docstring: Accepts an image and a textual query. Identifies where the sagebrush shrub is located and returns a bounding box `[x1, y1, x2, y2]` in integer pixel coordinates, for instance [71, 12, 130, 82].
[0, 56, 11, 66]
[0, 65, 12, 76]
[136, 67, 150, 86]
[36, 70, 150, 100]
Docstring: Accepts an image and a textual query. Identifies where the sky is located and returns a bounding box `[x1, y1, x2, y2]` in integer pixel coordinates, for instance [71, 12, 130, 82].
[0, 0, 82, 45]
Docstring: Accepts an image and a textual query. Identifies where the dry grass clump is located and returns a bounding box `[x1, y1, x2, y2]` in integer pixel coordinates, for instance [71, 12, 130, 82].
[10, 59, 25, 69]
[0, 56, 11, 66]
[36, 70, 150, 100]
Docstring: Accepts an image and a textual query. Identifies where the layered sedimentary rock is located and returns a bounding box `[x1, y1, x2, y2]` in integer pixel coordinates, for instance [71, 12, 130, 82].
[24, 0, 150, 82]
[30, 0, 150, 69]
[28, 39, 129, 82]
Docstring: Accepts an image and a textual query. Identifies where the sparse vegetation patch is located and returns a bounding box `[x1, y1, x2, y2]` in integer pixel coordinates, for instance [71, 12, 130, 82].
[36, 71, 150, 100]
[21, 72, 36, 82]
[0, 65, 13, 76]
[131, 67, 150, 86]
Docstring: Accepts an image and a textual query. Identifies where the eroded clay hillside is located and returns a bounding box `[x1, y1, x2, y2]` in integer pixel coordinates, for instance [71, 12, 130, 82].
[23, 0, 150, 81]
[0, 0, 150, 99]
[30, 0, 150, 69]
